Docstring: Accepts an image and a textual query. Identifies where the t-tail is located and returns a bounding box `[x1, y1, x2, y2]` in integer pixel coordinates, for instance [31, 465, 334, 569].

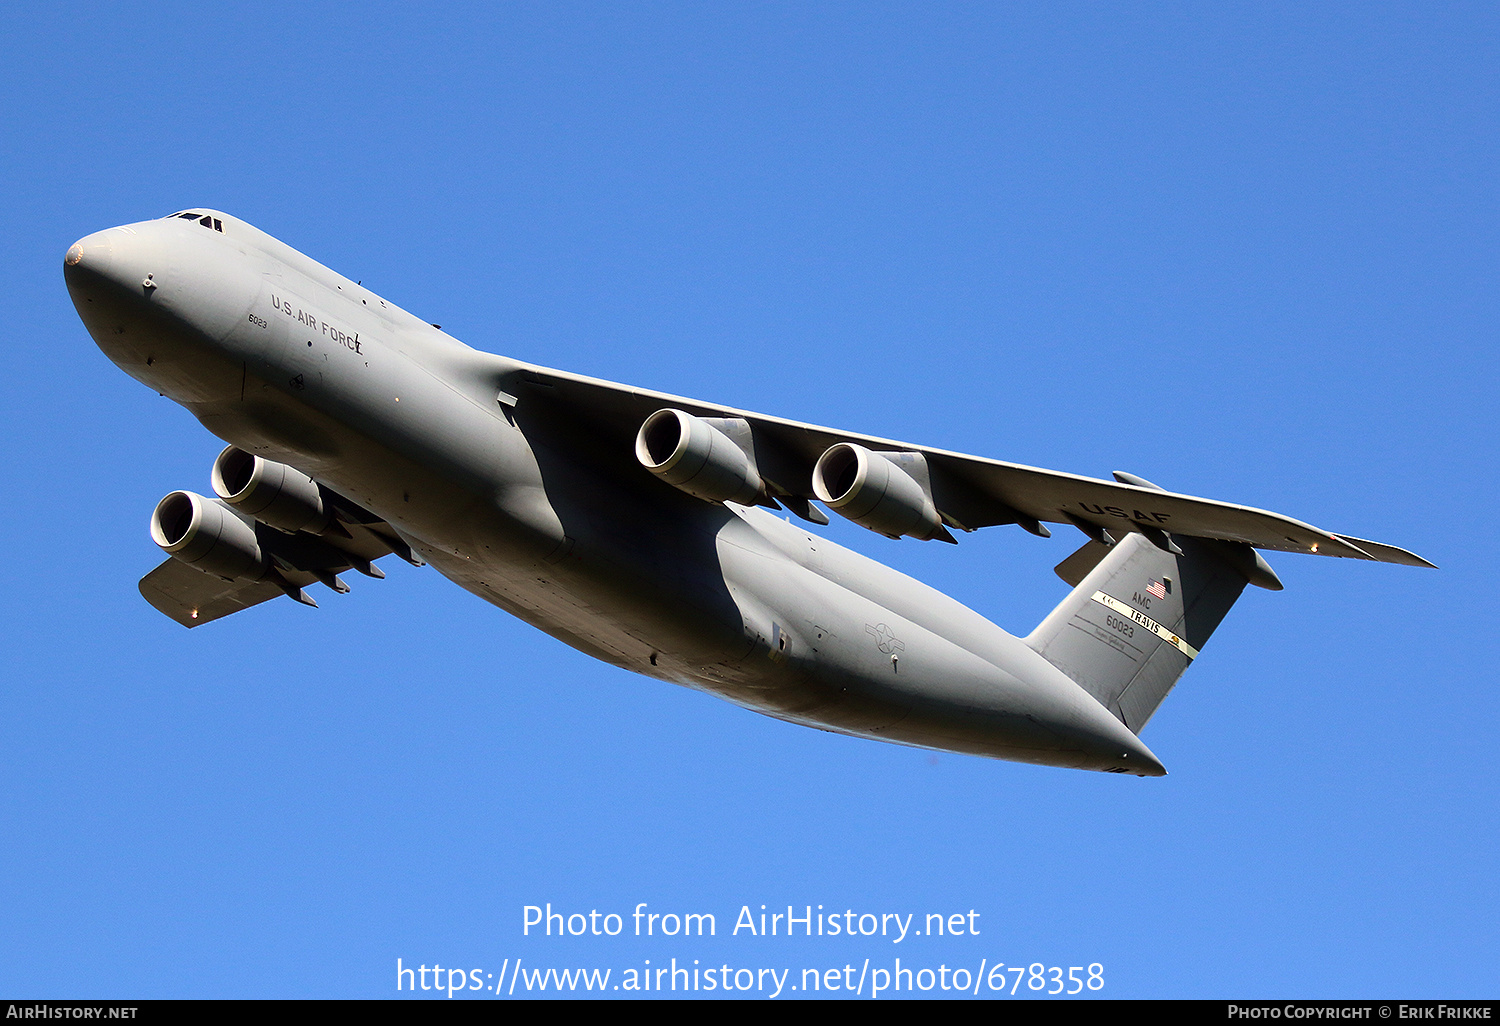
[1026, 530, 1279, 735]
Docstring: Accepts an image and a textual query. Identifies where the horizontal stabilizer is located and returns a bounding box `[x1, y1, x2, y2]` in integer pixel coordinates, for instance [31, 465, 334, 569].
[1054, 539, 1113, 588]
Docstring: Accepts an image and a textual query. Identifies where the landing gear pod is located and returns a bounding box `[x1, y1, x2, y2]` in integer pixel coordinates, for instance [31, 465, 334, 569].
[812, 443, 953, 542]
[211, 446, 330, 535]
[150, 491, 269, 583]
[635, 409, 766, 506]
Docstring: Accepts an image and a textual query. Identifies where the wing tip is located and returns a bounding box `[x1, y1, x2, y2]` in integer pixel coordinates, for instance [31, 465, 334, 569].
[1333, 534, 1438, 569]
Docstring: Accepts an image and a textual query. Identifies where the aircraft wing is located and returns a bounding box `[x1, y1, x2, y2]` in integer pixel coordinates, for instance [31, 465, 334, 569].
[505, 364, 1435, 568]
[140, 504, 415, 627]
[140, 557, 311, 627]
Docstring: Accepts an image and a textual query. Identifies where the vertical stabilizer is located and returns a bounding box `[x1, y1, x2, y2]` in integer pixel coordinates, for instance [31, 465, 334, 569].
[1026, 532, 1252, 733]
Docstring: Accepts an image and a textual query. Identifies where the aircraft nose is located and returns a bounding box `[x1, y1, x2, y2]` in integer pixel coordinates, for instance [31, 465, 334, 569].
[63, 227, 157, 305]
[64, 229, 122, 294]
[65, 229, 116, 269]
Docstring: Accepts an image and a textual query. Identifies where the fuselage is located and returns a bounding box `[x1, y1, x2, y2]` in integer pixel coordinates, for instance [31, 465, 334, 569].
[65, 210, 1164, 775]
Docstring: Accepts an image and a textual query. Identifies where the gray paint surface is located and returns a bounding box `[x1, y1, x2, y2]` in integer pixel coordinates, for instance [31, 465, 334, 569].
[63, 210, 1433, 776]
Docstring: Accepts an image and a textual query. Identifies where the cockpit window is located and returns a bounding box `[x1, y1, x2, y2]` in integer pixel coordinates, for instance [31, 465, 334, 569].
[166, 211, 223, 232]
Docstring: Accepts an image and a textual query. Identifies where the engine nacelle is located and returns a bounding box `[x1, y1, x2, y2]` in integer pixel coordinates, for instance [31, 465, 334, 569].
[211, 446, 330, 535]
[150, 490, 270, 582]
[812, 443, 947, 541]
[635, 409, 765, 505]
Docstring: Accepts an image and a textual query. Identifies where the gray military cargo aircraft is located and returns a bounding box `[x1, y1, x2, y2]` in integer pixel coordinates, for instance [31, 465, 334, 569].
[64, 210, 1434, 776]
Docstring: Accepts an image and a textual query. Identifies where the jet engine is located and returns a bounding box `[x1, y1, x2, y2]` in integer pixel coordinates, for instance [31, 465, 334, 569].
[150, 490, 270, 583]
[211, 446, 330, 535]
[812, 443, 952, 542]
[635, 409, 766, 505]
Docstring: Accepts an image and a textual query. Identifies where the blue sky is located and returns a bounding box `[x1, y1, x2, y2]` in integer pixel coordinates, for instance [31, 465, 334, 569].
[1, 1, 1495, 999]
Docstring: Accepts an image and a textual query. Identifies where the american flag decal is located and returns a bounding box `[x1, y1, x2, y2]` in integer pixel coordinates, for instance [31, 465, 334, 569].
[1147, 578, 1168, 600]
